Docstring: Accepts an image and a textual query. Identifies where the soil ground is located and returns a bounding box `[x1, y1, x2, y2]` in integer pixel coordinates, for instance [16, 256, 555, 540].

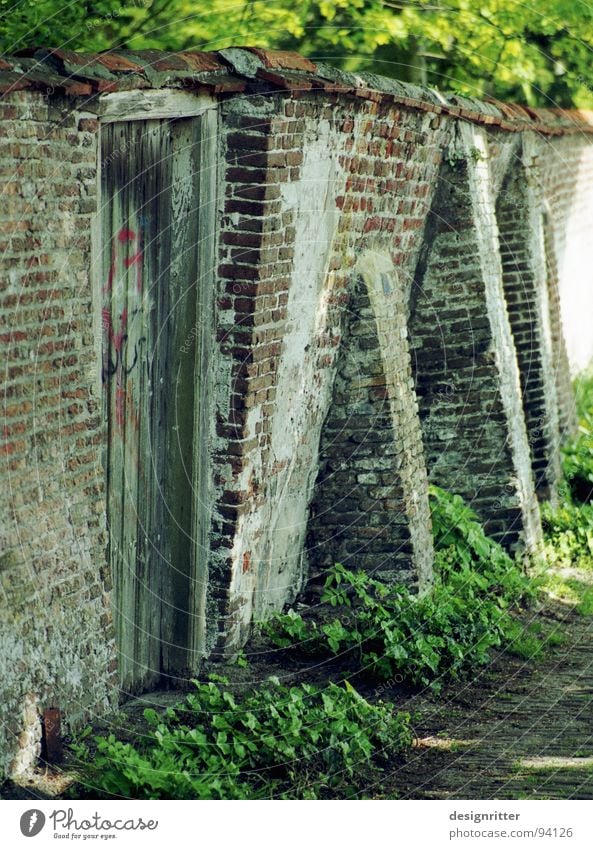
[3, 586, 593, 801]
[377, 601, 593, 800]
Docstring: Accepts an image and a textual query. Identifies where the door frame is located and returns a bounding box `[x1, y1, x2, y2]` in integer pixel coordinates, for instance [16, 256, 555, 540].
[91, 92, 218, 692]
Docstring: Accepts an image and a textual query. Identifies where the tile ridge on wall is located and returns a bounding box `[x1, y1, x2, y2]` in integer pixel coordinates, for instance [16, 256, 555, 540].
[1, 46, 592, 137]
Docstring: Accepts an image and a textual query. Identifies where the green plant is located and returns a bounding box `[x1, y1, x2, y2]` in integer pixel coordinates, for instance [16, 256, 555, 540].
[576, 585, 593, 616]
[445, 147, 467, 168]
[503, 620, 545, 660]
[264, 487, 538, 690]
[540, 501, 593, 570]
[535, 370, 593, 608]
[233, 650, 249, 668]
[70, 678, 411, 800]
[429, 485, 536, 605]
[540, 369, 593, 569]
[560, 368, 593, 504]
[5, 1, 593, 109]
[260, 607, 318, 651]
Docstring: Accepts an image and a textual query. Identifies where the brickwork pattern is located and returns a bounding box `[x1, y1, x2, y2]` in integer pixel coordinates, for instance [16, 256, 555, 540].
[496, 150, 561, 501]
[409, 143, 540, 550]
[0, 91, 116, 778]
[210, 94, 446, 651]
[1, 48, 592, 776]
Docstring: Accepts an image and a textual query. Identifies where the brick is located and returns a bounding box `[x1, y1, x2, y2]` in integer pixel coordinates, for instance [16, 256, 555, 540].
[77, 118, 99, 133]
[0, 52, 587, 764]
[0, 89, 115, 781]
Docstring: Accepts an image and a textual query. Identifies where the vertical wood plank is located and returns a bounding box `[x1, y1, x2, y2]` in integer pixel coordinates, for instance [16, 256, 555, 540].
[130, 119, 163, 691]
[102, 115, 213, 693]
[189, 108, 217, 665]
[102, 122, 135, 691]
[159, 118, 200, 678]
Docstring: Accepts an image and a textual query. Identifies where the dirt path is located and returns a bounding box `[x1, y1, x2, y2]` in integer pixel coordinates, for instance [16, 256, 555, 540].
[4, 580, 593, 802]
[380, 604, 593, 800]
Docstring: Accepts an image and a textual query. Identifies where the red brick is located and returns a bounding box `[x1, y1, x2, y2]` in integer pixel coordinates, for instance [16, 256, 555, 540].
[246, 48, 317, 73]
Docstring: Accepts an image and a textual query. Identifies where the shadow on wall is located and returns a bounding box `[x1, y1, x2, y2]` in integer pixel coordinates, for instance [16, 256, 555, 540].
[408, 125, 543, 552]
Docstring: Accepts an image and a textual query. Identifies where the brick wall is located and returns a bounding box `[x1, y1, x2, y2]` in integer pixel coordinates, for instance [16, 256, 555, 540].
[542, 210, 576, 439]
[210, 94, 444, 652]
[1, 47, 593, 779]
[0, 91, 116, 778]
[496, 136, 562, 502]
[408, 125, 541, 550]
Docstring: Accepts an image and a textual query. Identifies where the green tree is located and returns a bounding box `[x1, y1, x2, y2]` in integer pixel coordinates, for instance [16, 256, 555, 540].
[1, 0, 593, 107]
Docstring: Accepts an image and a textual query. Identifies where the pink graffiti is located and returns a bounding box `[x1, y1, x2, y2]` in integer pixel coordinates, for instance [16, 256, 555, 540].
[102, 306, 128, 354]
[102, 224, 145, 401]
[103, 226, 144, 296]
[116, 228, 143, 292]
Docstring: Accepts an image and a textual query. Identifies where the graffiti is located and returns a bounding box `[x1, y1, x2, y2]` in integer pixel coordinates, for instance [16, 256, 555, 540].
[102, 225, 146, 385]
[101, 308, 146, 379]
[102, 223, 148, 435]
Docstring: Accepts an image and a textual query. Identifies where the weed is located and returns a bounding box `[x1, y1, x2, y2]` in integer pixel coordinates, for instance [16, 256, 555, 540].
[263, 489, 536, 691]
[537, 369, 593, 611]
[561, 367, 593, 504]
[69, 678, 411, 800]
[233, 650, 249, 668]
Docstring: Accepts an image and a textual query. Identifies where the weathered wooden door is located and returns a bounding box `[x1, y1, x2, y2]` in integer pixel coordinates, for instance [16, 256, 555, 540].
[101, 117, 212, 693]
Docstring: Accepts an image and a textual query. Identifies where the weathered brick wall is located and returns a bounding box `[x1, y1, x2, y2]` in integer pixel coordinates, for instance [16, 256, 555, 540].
[495, 136, 562, 502]
[408, 124, 541, 550]
[0, 91, 116, 778]
[542, 209, 576, 439]
[211, 94, 444, 652]
[2, 47, 593, 780]
[301, 101, 447, 590]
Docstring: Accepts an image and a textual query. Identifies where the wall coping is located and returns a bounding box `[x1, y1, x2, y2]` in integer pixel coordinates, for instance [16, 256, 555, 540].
[1, 46, 593, 136]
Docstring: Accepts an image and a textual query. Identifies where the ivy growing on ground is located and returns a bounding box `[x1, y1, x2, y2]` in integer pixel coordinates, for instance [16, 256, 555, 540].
[71, 480, 579, 800]
[540, 500, 593, 571]
[263, 486, 536, 691]
[70, 679, 412, 800]
[540, 369, 593, 571]
[560, 367, 593, 505]
[70, 372, 593, 801]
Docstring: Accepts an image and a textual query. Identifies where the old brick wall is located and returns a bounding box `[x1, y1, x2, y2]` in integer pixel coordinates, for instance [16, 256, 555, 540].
[0, 90, 116, 778]
[210, 93, 445, 652]
[408, 124, 541, 550]
[495, 135, 562, 503]
[2, 47, 593, 779]
[539, 135, 593, 381]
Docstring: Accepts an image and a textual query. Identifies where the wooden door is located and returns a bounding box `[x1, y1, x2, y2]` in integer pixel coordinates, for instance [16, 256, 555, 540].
[101, 118, 211, 693]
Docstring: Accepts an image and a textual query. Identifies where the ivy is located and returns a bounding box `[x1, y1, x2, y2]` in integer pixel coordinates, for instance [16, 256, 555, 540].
[264, 488, 535, 691]
[70, 679, 412, 800]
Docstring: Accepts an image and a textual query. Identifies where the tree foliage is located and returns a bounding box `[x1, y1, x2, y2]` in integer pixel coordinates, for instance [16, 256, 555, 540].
[1, 0, 593, 106]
